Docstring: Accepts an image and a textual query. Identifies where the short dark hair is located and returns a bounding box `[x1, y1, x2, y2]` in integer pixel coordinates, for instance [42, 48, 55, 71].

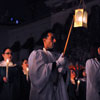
[21, 58, 28, 65]
[41, 29, 54, 39]
[2, 47, 12, 54]
[36, 29, 55, 46]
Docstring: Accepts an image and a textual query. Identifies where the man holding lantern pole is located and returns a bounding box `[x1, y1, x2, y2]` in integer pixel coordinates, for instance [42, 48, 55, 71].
[28, 30, 69, 100]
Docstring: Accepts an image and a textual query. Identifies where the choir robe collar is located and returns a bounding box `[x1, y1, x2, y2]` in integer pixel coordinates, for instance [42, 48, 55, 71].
[0, 61, 16, 67]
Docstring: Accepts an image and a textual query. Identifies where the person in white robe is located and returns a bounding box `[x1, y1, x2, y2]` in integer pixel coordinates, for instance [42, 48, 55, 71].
[28, 30, 69, 100]
[86, 46, 100, 100]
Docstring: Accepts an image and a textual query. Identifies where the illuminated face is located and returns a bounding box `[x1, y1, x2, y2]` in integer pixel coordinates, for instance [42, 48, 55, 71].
[98, 47, 100, 55]
[70, 70, 76, 79]
[2, 49, 12, 62]
[82, 70, 86, 77]
[22, 60, 28, 70]
[43, 33, 56, 49]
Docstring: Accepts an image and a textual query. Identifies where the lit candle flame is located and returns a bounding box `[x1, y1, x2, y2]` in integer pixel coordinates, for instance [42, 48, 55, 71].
[6, 59, 9, 80]
[78, 16, 82, 22]
[6, 59, 9, 64]
[76, 80, 80, 92]
[77, 80, 80, 85]
[26, 67, 29, 71]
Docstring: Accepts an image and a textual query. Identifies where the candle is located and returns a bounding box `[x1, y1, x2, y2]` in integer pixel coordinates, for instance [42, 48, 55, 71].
[77, 80, 80, 85]
[6, 59, 9, 79]
[76, 80, 80, 92]
[26, 67, 29, 81]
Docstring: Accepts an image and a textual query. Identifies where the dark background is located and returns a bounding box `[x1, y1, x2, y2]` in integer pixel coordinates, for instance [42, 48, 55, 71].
[0, 0, 100, 65]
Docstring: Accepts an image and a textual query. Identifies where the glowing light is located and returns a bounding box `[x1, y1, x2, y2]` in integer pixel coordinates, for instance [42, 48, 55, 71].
[74, 9, 88, 28]
[6, 59, 9, 65]
[16, 20, 19, 24]
[78, 16, 82, 22]
[77, 80, 80, 84]
[10, 17, 13, 21]
[26, 67, 29, 71]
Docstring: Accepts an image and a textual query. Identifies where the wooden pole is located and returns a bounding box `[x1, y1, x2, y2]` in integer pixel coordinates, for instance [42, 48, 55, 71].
[63, 19, 74, 57]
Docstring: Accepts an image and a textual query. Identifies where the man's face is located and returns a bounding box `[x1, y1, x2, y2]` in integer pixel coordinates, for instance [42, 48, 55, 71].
[43, 33, 56, 49]
[2, 49, 12, 62]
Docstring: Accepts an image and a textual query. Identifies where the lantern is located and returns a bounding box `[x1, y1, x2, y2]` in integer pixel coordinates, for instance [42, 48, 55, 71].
[63, 0, 88, 56]
[74, 8, 88, 28]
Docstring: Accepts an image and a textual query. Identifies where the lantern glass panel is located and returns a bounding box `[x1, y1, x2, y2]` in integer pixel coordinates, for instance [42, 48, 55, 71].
[74, 9, 84, 27]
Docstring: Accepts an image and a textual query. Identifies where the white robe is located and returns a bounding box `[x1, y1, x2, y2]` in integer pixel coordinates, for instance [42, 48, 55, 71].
[28, 49, 69, 100]
[86, 58, 100, 100]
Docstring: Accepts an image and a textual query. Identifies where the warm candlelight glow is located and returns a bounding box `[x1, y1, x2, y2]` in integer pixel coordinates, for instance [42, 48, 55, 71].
[26, 67, 29, 71]
[77, 80, 80, 85]
[76, 80, 80, 92]
[6, 59, 9, 80]
[6, 59, 9, 65]
[74, 9, 88, 28]
[83, 11, 88, 27]
[78, 16, 82, 22]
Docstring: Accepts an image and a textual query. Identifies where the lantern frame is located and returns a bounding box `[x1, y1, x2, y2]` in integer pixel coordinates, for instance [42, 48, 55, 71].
[74, 8, 88, 28]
